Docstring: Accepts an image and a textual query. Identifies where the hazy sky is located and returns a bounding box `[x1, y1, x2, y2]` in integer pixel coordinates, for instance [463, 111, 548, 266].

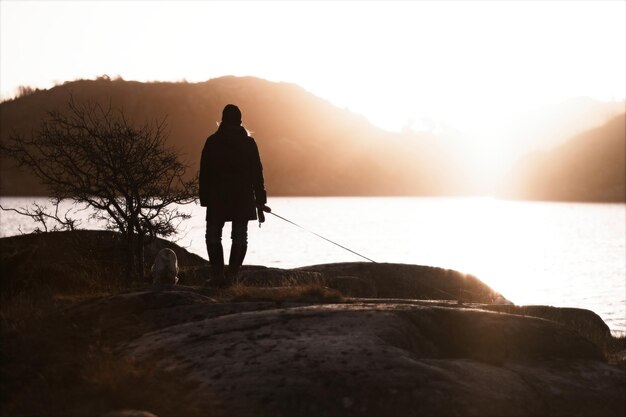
[1, 0, 625, 135]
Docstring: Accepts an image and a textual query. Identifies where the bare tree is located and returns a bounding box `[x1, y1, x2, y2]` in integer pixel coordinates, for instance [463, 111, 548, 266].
[0, 201, 80, 233]
[0, 98, 198, 282]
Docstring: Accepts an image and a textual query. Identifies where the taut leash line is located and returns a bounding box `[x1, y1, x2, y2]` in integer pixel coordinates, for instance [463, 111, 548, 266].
[268, 211, 377, 263]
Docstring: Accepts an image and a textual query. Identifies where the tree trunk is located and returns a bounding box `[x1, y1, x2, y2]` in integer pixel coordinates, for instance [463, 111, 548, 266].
[135, 232, 146, 282]
[125, 218, 138, 285]
[125, 231, 135, 285]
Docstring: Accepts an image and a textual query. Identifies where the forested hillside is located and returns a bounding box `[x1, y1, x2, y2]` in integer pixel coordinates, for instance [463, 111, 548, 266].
[0, 76, 466, 197]
[2, 76, 623, 201]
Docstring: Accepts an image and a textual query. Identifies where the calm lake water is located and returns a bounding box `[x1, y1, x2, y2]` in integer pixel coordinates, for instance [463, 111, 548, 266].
[1, 197, 625, 335]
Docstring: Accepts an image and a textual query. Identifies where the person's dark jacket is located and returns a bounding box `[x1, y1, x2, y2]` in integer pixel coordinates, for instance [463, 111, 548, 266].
[199, 123, 267, 221]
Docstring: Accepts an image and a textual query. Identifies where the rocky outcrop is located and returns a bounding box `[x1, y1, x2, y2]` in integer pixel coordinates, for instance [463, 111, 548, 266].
[59, 288, 625, 417]
[189, 262, 507, 304]
[0, 230, 208, 296]
[2, 232, 624, 416]
[481, 305, 613, 352]
[297, 263, 506, 303]
[1, 231, 509, 304]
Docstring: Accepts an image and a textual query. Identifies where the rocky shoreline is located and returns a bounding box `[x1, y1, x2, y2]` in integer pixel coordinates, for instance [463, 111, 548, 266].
[1, 231, 624, 416]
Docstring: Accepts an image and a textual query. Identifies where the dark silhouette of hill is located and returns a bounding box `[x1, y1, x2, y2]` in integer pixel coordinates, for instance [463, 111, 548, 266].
[499, 113, 626, 202]
[0, 76, 469, 197]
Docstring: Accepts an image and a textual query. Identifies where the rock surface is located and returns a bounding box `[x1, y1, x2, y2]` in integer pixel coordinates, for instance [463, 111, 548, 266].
[62, 288, 625, 417]
[2, 232, 624, 416]
[230, 262, 509, 304]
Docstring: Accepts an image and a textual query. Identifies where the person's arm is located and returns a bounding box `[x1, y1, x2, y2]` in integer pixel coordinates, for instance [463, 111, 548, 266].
[250, 139, 267, 206]
[199, 140, 210, 207]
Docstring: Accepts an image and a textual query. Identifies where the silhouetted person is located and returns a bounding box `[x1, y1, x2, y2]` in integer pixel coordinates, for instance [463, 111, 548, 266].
[199, 104, 268, 287]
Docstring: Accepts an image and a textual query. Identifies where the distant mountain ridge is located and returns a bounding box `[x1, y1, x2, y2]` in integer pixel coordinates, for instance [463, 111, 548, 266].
[499, 112, 626, 202]
[1, 76, 624, 201]
[0, 76, 470, 197]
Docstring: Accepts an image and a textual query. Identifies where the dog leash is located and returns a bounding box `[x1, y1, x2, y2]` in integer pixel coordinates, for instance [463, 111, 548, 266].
[259, 206, 376, 263]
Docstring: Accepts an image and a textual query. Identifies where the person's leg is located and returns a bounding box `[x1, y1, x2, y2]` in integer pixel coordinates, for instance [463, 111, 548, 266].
[227, 220, 249, 283]
[205, 214, 226, 286]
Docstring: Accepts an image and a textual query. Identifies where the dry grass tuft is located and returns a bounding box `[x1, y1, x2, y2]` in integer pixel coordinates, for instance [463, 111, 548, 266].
[68, 345, 213, 417]
[606, 334, 626, 365]
[222, 282, 343, 303]
[0, 292, 56, 333]
[0, 289, 119, 334]
[1, 296, 219, 417]
[214, 270, 343, 303]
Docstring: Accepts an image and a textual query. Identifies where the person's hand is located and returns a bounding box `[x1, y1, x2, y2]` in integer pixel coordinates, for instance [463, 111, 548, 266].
[257, 204, 271, 224]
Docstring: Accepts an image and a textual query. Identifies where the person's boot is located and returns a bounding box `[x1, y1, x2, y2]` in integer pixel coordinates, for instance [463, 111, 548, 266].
[227, 242, 247, 285]
[205, 242, 226, 287]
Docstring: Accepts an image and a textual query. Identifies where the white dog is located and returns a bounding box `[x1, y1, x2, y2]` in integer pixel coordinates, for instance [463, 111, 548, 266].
[151, 248, 179, 285]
